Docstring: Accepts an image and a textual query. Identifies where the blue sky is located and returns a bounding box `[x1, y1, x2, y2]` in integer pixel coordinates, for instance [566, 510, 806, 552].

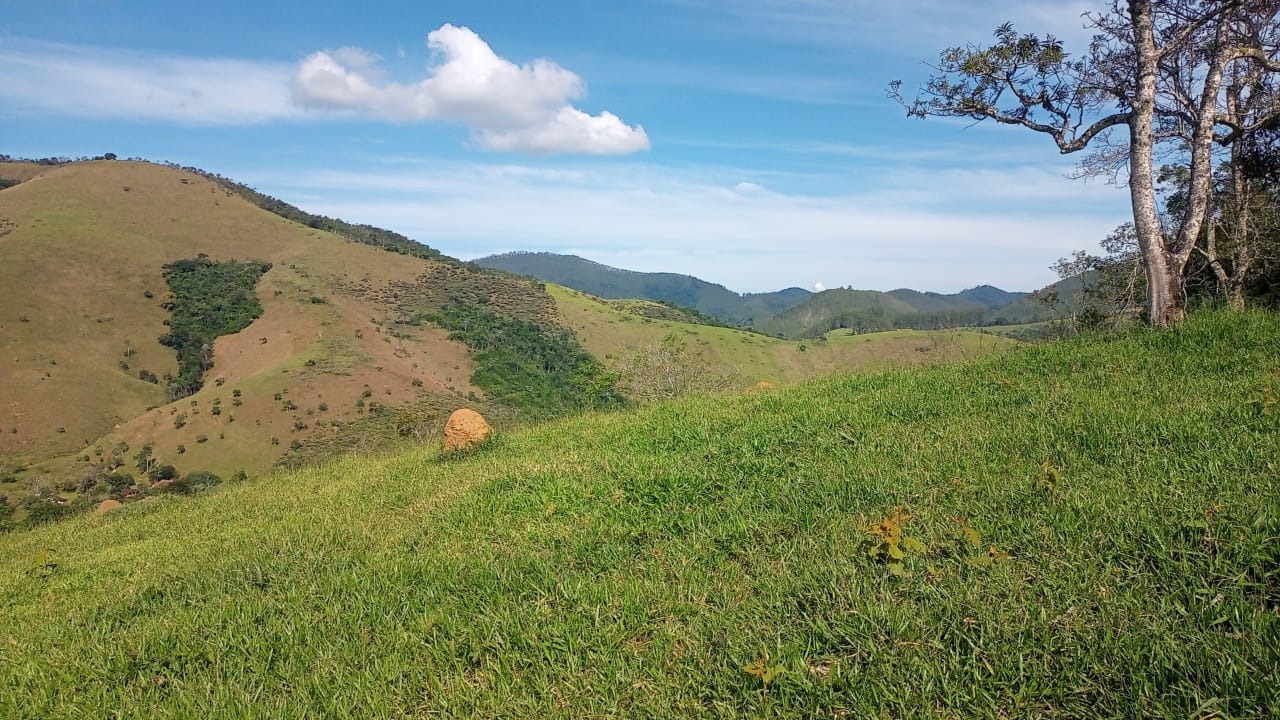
[1, 0, 1131, 293]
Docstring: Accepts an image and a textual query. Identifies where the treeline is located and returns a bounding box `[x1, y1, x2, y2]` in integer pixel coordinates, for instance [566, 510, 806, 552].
[159, 256, 271, 399]
[153, 162, 453, 263]
[0, 153, 117, 165]
[429, 302, 626, 420]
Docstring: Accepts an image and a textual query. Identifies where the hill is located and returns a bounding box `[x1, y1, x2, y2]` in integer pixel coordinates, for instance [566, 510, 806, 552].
[1, 310, 1276, 716]
[474, 251, 1035, 338]
[759, 285, 1033, 339]
[0, 159, 1021, 516]
[472, 251, 812, 325]
[0, 159, 609, 500]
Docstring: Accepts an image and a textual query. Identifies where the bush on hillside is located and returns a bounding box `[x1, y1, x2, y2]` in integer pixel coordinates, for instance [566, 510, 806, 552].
[148, 465, 178, 482]
[167, 470, 220, 495]
[158, 257, 270, 399]
[429, 302, 626, 419]
[21, 497, 72, 526]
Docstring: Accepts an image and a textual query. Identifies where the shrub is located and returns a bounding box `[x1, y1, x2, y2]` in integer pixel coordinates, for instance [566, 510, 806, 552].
[22, 497, 72, 526]
[428, 301, 625, 418]
[180, 470, 222, 494]
[148, 465, 178, 482]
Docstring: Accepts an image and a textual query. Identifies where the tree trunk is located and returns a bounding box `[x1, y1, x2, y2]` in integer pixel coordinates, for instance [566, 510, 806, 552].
[1128, 0, 1185, 326]
[1226, 278, 1247, 310]
[1172, 9, 1233, 275]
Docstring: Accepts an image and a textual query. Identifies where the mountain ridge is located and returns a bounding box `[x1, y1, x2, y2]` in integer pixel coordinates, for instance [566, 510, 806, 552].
[473, 251, 1033, 337]
[471, 251, 813, 326]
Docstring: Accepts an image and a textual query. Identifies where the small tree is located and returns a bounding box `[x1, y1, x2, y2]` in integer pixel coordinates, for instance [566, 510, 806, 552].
[148, 464, 178, 482]
[613, 334, 738, 403]
[134, 443, 156, 474]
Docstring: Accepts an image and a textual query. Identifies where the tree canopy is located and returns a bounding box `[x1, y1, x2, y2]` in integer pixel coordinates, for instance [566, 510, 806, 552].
[894, 0, 1280, 326]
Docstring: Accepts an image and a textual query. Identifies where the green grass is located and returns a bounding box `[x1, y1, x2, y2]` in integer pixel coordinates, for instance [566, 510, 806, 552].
[1, 310, 1278, 718]
[552, 285, 1020, 390]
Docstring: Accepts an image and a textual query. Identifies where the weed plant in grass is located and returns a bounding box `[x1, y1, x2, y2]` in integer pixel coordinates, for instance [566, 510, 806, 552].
[0, 310, 1277, 718]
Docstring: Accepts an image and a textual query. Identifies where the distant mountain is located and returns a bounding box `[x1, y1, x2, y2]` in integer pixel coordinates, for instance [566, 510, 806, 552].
[471, 252, 811, 325]
[983, 273, 1100, 326]
[758, 285, 1031, 339]
[955, 285, 1024, 308]
[472, 252, 1042, 338]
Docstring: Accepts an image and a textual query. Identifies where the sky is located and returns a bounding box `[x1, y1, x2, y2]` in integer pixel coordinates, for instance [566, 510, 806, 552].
[1, 0, 1133, 294]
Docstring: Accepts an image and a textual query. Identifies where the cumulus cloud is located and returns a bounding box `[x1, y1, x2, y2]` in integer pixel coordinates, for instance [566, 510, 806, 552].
[291, 24, 649, 155]
[813, 282, 826, 292]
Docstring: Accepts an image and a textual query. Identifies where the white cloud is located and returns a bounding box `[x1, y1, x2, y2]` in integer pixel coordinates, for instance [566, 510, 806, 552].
[478, 108, 650, 155]
[813, 282, 827, 292]
[241, 159, 1129, 293]
[290, 24, 649, 155]
[0, 40, 298, 124]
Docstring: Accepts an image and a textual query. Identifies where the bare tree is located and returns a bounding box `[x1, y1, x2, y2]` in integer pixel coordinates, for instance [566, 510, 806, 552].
[892, 0, 1280, 326]
[1204, 14, 1280, 307]
[612, 334, 737, 403]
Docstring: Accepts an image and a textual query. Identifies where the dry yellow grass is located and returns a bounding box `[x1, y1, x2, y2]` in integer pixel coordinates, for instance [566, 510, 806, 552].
[0, 160, 477, 482]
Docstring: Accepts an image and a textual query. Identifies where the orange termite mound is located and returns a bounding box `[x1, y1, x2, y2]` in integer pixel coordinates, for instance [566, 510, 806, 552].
[443, 408, 492, 452]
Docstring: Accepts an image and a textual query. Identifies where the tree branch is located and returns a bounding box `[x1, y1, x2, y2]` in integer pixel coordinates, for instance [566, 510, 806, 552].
[1155, 1, 1239, 62]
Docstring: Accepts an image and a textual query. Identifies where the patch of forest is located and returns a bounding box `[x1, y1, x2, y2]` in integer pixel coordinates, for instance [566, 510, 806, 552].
[158, 256, 271, 399]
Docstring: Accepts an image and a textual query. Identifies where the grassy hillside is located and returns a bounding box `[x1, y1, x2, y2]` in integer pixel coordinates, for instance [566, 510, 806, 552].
[550, 285, 1018, 389]
[1, 158, 1025, 521]
[0, 160, 573, 499]
[473, 251, 813, 325]
[1, 310, 1276, 717]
